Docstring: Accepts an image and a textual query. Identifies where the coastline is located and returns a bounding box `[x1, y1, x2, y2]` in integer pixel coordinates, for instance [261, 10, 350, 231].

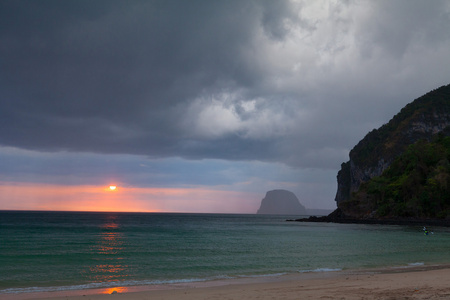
[3, 212, 450, 300]
[291, 209, 450, 227]
[291, 216, 450, 227]
[4, 264, 450, 300]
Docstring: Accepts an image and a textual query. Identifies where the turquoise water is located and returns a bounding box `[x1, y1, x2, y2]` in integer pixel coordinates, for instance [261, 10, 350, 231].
[1, 211, 450, 294]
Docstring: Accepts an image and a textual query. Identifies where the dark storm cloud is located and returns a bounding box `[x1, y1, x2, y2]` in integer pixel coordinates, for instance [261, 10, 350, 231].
[1, 0, 450, 169]
[1, 1, 287, 153]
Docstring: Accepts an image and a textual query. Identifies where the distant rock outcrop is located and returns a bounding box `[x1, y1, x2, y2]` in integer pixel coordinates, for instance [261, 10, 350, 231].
[257, 190, 307, 215]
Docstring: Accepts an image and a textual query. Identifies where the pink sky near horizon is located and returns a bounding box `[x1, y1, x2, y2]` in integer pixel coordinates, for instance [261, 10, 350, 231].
[0, 182, 260, 213]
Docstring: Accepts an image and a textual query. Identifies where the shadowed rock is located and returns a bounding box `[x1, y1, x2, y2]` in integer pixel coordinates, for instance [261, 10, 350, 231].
[257, 190, 307, 215]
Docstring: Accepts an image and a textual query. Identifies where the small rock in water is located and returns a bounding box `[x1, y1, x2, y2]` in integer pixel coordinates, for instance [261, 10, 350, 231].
[111, 290, 118, 294]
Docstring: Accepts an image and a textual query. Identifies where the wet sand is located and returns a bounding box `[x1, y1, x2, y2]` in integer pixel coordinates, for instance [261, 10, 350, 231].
[4, 265, 450, 300]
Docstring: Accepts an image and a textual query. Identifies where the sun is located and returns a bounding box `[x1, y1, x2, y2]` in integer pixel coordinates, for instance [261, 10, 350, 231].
[109, 185, 117, 191]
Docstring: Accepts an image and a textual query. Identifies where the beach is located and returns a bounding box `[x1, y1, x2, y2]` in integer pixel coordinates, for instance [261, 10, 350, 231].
[5, 265, 450, 300]
[3, 212, 450, 299]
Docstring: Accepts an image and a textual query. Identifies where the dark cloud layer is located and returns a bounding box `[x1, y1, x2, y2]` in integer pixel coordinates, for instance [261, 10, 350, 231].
[1, 0, 450, 169]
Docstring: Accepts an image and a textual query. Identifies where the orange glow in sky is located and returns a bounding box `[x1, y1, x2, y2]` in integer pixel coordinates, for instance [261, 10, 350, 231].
[0, 181, 258, 213]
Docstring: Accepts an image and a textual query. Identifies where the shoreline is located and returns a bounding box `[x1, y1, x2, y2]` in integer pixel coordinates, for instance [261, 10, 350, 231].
[4, 263, 450, 300]
[291, 211, 450, 227]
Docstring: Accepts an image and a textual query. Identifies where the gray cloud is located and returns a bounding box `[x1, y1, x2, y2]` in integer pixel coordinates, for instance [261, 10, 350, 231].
[1, 0, 450, 170]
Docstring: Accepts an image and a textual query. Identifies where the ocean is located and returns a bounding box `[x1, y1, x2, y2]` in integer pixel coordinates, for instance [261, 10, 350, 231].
[1, 211, 450, 295]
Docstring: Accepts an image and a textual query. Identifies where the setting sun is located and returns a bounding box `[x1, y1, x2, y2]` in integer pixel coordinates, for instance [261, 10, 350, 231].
[109, 185, 117, 191]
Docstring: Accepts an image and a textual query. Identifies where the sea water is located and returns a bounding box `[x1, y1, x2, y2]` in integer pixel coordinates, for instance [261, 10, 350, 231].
[1, 211, 450, 295]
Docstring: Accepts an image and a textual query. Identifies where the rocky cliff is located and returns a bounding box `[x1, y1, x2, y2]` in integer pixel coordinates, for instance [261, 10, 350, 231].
[335, 84, 450, 218]
[257, 190, 307, 215]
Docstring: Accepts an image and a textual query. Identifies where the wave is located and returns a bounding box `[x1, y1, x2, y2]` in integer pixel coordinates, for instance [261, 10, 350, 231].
[0, 278, 208, 294]
[299, 268, 342, 273]
[408, 262, 425, 266]
[238, 272, 288, 278]
[0, 273, 287, 294]
[390, 262, 425, 270]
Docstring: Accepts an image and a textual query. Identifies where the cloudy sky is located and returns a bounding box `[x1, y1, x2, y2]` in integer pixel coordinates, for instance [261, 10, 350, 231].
[1, 0, 450, 213]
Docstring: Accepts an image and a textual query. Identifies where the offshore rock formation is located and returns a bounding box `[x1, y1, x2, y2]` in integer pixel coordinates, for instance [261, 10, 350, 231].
[334, 84, 450, 219]
[257, 190, 307, 215]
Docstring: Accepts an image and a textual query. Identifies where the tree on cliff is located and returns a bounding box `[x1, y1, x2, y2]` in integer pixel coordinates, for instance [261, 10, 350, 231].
[335, 84, 450, 220]
[348, 135, 450, 219]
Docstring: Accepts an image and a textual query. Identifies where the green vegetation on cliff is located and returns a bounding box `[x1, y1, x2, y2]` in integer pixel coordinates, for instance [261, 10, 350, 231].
[352, 135, 450, 219]
[350, 84, 450, 169]
[335, 84, 450, 221]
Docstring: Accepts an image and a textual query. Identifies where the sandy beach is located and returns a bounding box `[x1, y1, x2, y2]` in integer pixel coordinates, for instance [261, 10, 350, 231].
[5, 265, 450, 300]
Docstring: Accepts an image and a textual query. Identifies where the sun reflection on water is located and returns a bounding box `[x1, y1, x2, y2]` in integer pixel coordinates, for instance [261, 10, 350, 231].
[85, 214, 129, 283]
[97, 231, 123, 255]
[101, 286, 129, 294]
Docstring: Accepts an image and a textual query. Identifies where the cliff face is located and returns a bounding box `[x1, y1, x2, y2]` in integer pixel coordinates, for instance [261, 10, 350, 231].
[335, 84, 450, 217]
[257, 189, 307, 215]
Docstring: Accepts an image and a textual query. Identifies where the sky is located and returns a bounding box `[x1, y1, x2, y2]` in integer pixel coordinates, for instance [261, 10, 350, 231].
[1, 0, 450, 213]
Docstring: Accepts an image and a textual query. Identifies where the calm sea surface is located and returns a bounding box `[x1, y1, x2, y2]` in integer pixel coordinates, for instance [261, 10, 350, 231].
[1, 211, 450, 294]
